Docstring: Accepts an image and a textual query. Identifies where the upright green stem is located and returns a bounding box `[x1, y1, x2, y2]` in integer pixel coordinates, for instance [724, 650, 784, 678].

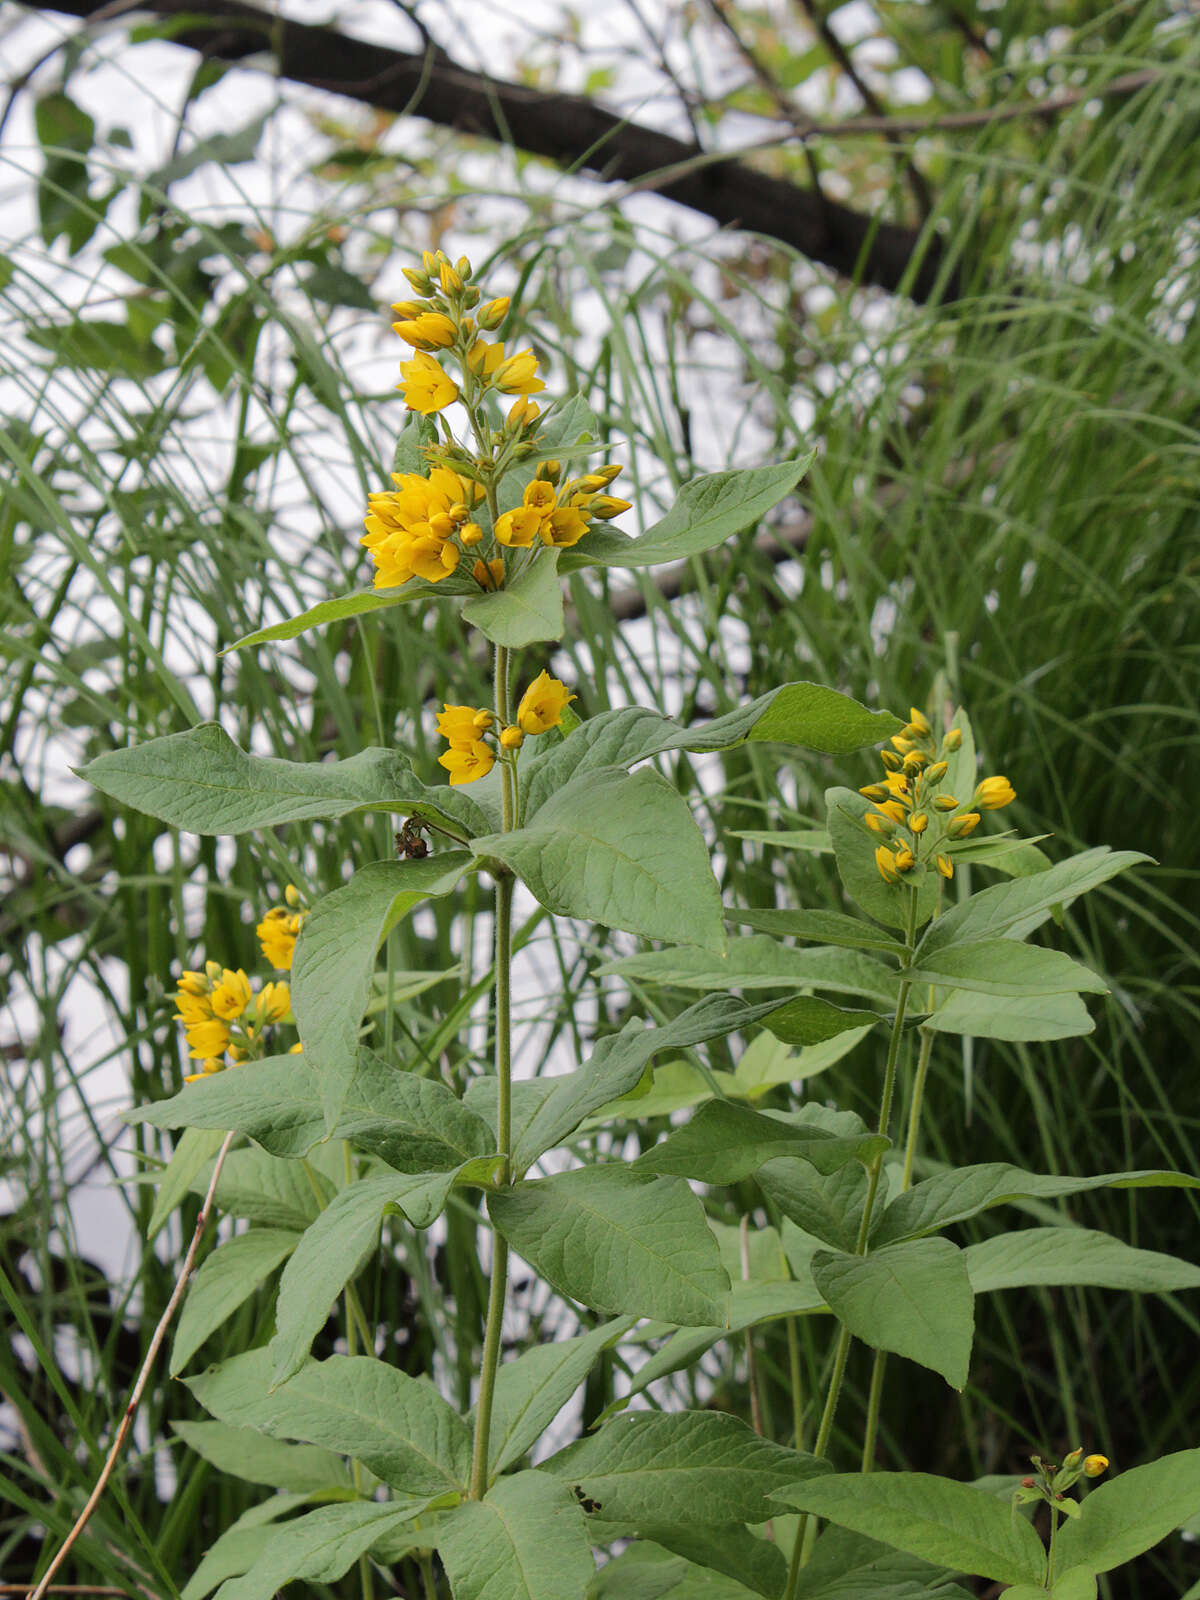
[1046, 1504, 1059, 1587]
[468, 646, 516, 1499]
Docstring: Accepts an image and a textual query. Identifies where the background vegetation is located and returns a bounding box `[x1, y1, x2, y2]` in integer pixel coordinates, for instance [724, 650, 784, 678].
[1, 0, 1198, 1593]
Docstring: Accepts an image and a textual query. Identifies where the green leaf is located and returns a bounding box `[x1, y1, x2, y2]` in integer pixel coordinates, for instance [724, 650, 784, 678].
[1057, 1450, 1200, 1574]
[128, 1055, 327, 1156]
[172, 1420, 351, 1492]
[35, 92, 97, 253]
[587, 1543, 760, 1599]
[794, 1524, 975, 1598]
[147, 114, 268, 189]
[522, 686, 898, 820]
[187, 1349, 473, 1501]
[728, 907, 906, 952]
[616, 1527, 786, 1599]
[1003, 1574, 1097, 1600]
[172, 1228, 299, 1375]
[758, 1159, 868, 1252]
[635, 1101, 887, 1184]
[826, 787, 940, 933]
[437, 1471, 595, 1600]
[595, 937, 900, 1006]
[923, 989, 1095, 1041]
[763, 994, 884, 1046]
[210, 1501, 422, 1600]
[291, 856, 473, 1126]
[733, 1028, 874, 1099]
[544, 1410, 828, 1525]
[472, 768, 725, 953]
[811, 1239, 975, 1389]
[181, 1494, 324, 1600]
[770, 1473, 1046, 1586]
[902, 940, 1108, 996]
[79, 723, 491, 838]
[964, 1227, 1200, 1294]
[335, 1049, 496, 1173]
[489, 1165, 731, 1326]
[223, 583, 476, 652]
[486, 1318, 636, 1477]
[200, 1147, 334, 1230]
[559, 454, 815, 572]
[731, 828, 831, 852]
[875, 1164, 1200, 1247]
[461, 549, 565, 645]
[512, 995, 784, 1170]
[147, 1126, 227, 1239]
[917, 847, 1153, 957]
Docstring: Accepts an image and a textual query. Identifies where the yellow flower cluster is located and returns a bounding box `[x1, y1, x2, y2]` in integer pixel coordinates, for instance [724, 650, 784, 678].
[436, 671, 575, 785]
[173, 961, 292, 1082]
[861, 709, 1016, 885]
[495, 462, 629, 552]
[362, 466, 483, 590]
[256, 884, 307, 970]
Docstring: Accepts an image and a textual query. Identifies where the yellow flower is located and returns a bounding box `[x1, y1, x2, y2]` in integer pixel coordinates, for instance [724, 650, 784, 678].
[493, 348, 545, 395]
[362, 467, 473, 589]
[541, 507, 590, 548]
[186, 1018, 232, 1059]
[460, 522, 483, 547]
[975, 775, 1016, 809]
[184, 1057, 225, 1083]
[258, 981, 291, 1025]
[875, 846, 900, 884]
[494, 507, 543, 547]
[438, 739, 495, 785]
[877, 800, 908, 825]
[894, 846, 915, 872]
[1083, 1455, 1109, 1477]
[517, 671, 575, 735]
[257, 906, 302, 970]
[864, 812, 892, 835]
[437, 704, 492, 745]
[909, 812, 928, 833]
[398, 351, 459, 413]
[465, 338, 505, 378]
[523, 481, 557, 513]
[393, 311, 456, 350]
[473, 557, 505, 590]
[210, 968, 251, 1021]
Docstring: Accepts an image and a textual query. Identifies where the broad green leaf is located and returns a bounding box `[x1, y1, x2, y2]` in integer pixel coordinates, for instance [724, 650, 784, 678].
[596, 1527, 786, 1599]
[335, 1049, 495, 1173]
[223, 581, 476, 651]
[559, 454, 815, 572]
[187, 1349, 473, 1500]
[172, 1228, 298, 1375]
[770, 1473, 1046, 1586]
[595, 937, 900, 1006]
[128, 1055, 326, 1157]
[1057, 1450, 1200, 1573]
[965, 1227, 1200, 1294]
[794, 1523, 975, 1599]
[198, 1146, 335, 1230]
[80, 723, 491, 838]
[1003, 1575, 1096, 1600]
[635, 1101, 887, 1184]
[291, 855, 473, 1126]
[438, 1471, 594, 1600]
[181, 1494, 321, 1600]
[763, 995, 884, 1046]
[544, 1410, 828, 1525]
[811, 1239, 974, 1389]
[461, 549, 564, 645]
[487, 1318, 636, 1476]
[587, 1058, 738, 1122]
[923, 988, 1095, 1041]
[522, 686, 899, 820]
[826, 787, 940, 933]
[472, 767, 725, 953]
[587, 1543, 759, 1599]
[512, 995, 784, 1170]
[147, 1126, 226, 1239]
[728, 907, 907, 952]
[875, 1164, 1200, 1247]
[489, 1166, 731, 1326]
[918, 847, 1153, 956]
[903, 940, 1107, 996]
[211, 1501, 422, 1600]
[758, 1159, 868, 1253]
[172, 1420, 351, 1492]
[733, 1028, 874, 1099]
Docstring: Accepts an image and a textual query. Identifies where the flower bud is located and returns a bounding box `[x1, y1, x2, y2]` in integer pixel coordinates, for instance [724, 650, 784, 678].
[875, 846, 900, 884]
[459, 522, 483, 547]
[499, 725, 524, 750]
[590, 495, 631, 520]
[933, 794, 958, 812]
[536, 459, 562, 484]
[864, 812, 893, 835]
[472, 709, 494, 732]
[891, 735, 915, 754]
[594, 463, 623, 484]
[905, 707, 931, 737]
[925, 760, 948, 784]
[943, 727, 963, 752]
[448, 502, 469, 523]
[860, 784, 889, 803]
[440, 261, 464, 295]
[1084, 1455, 1109, 1477]
[391, 299, 425, 319]
[948, 812, 981, 839]
[402, 266, 434, 295]
[880, 749, 902, 771]
[909, 812, 928, 833]
[936, 853, 954, 879]
[455, 255, 472, 279]
[903, 750, 928, 772]
[976, 775, 1016, 809]
[894, 846, 915, 872]
[478, 296, 510, 330]
[1063, 1448, 1084, 1470]
[1021, 1477, 1036, 1489]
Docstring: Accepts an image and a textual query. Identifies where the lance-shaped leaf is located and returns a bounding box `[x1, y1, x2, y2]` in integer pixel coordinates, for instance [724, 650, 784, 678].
[512, 994, 784, 1171]
[147, 1126, 227, 1239]
[172, 1420, 351, 1493]
[209, 1501, 426, 1600]
[558, 453, 815, 572]
[79, 722, 491, 838]
[522, 687, 900, 820]
[128, 1055, 326, 1157]
[609, 1526, 787, 1599]
[964, 1227, 1200, 1294]
[728, 906, 907, 953]
[181, 1493, 327, 1600]
[875, 1163, 1200, 1247]
[762, 994, 884, 1046]
[902, 939, 1108, 997]
[489, 1165, 731, 1326]
[172, 1228, 299, 1375]
[198, 1147, 334, 1231]
[788, 1524, 976, 1599]
[223, 580, 477, 652]
[187, 1349, 472, 1501]
[472, 767, 725, 953]
[635, 1101, 887, 1185]
[437, 1471, 594, 1600]
[588, 1544, 763, 1600]
[923, 989, 1095, 1042]
[770, 1473, 1047, 1587]
[811, 1239, 975, 1390]
[1056, 1449, 1200, 1575]
[917, 846, 1153, 956]
[542, 1410, 828, 1525]
[334, 1049, 495, 1173]
[291, 855, 473, 1127]
[826, 787, 941, 933]
[461, 548, 564, 646]
[595, 937, 900, 1006]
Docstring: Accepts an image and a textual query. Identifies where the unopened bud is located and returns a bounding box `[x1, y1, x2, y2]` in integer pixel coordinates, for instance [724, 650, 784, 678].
[860, 784, 889, 803]
[590, 495, 631, 520]
[909, 812, 928, 834]
[459, 522, 483, 547]
[894, 846, 915, 872]
[1021, 1477, 1036, 1488]
[472, 710, 494, 732]
[948, 812, 981, 839]
[943, 727, 963, 752]
[925, 760, 948, 783]
[429, 512, 455, 538]
[455, 255, 472, 280]
[391, 299, 425, 319]
[880, 749, 902, 771]
[536, 459, 562, 484]
[933, 794, 958, 812]
[499, 726, 524, 750]
[1083, 1455, 1109, 1477]
[906, 707, 932, 736]
[440, 261, 464, 295]
[936, 853, 954, 879]
[478, 296, 510, 330]
[402, 266, 434, 296]
[1063, 1448, 1084, 1470]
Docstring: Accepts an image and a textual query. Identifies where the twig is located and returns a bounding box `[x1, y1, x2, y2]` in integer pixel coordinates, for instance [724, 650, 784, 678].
[28, 1132, 237, 1600]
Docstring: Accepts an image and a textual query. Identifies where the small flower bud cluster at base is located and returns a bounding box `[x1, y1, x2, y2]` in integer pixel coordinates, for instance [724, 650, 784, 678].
[861, 707, 1016, 888]
[1013, 1449, 1110, 1517]
[436, 672, 575, 785]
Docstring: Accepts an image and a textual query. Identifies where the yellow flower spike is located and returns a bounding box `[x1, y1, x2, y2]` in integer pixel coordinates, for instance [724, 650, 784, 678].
[398, 351, 459, 414]
[517, 671, 575, 735]
[925, 760, 949, 784]
[875, 846, 900, 884]
[477, 296, 510, 330]
[909, 812, 928, 833]
[494, 508, 543, 547]
[894, 846, 916, 872]
[937, 853, 954, 879]
[1083, 1455, 1109, 1477]
[210, 969, 252, 1021]
[948, 812, 981, 839]
[943, 727, 963, 752]
[879, 749, 902, 772]
[541, 507, 590, 548]
[589, 495, 632, 520]
[393, 312, 457, 350]
[494, 348, 545, 395]
[460, 522, 483, 547]
[976, 775, 1016, 809]
[473, 557, 505, 590]
[499, 726, 524, 751]
[933, 794, 959, 812]
[438, 740, 495, 785]
[860, 783, 890, 802]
